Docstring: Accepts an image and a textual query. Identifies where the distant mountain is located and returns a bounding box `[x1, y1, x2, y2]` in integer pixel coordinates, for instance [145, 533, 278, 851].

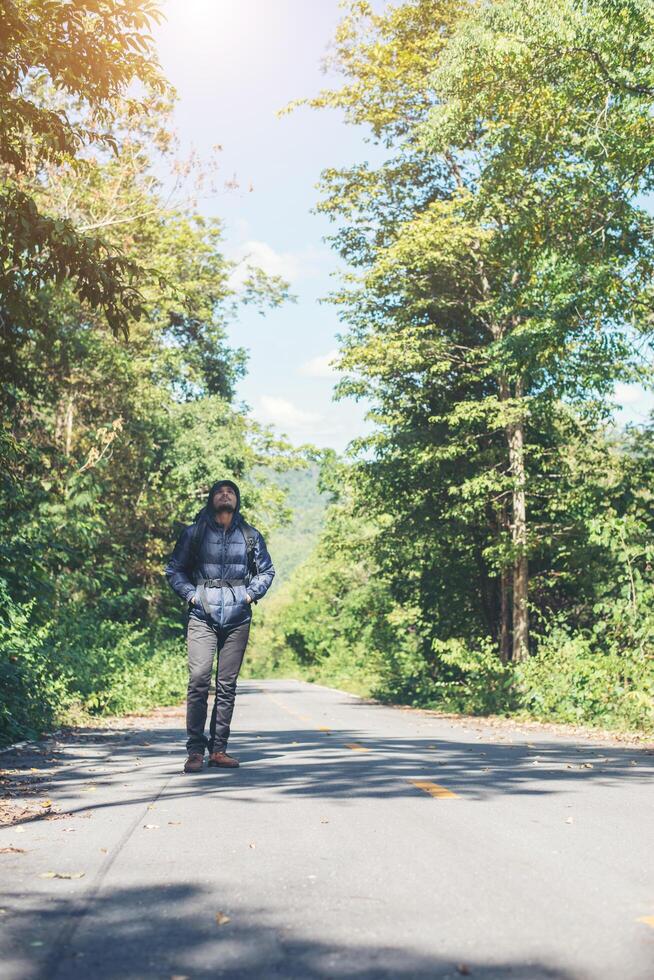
[261, 465, 329, 585]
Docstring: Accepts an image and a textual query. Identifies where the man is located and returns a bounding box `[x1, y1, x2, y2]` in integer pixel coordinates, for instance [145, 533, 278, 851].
[165, 479, 275, 773]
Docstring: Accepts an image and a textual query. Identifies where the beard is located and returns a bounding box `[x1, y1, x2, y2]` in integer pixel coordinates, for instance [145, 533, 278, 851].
[214, 503, 235, 515]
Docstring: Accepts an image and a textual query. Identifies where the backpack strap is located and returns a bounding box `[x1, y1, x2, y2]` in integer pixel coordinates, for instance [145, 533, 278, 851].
[189, 517, 204, 569]
[240, 520, 259, 596]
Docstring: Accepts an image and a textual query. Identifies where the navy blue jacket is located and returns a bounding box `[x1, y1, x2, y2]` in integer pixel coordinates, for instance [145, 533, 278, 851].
[165, 491, 274, 629]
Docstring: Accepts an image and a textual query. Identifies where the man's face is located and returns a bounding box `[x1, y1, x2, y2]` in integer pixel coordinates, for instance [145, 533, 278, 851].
[212, 485, 237, 514]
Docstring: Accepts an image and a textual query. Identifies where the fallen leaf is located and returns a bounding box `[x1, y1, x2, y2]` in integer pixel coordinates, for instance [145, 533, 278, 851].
[320, 818, 329, 824]
[457, 964, 471, 976]
[14, 827, 25, 834]
[215, 912, 231, 926]
[62, 828, 76, 833]
[249, 842, 256, 849]
[39, 871, 85, 879]
[629, 760, 638, 767]
[580, 763, 594, 769]
[0, 847, 25, 854]
[167, 821, 181, 826]
[143, 824, 159, 830]
[100, 848, 108, 854]
[40, 800, 52, 808]
[565, 817, 574, 824]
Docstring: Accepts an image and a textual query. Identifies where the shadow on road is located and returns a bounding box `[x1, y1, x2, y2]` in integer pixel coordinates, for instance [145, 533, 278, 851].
[2, 880, 576, 980]
[2, 708, 653, 824]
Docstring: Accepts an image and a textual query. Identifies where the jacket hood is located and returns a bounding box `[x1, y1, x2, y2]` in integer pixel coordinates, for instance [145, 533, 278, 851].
[194, 479, 242, 527]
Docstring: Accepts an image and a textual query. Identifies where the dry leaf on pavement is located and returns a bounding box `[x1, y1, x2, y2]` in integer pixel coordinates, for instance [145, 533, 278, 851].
[39, 871, 85, 879]
[215, 912, 231, 926]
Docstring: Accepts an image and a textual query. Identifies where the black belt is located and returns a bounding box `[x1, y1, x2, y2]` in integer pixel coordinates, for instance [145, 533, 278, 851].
[196, 578, 247, 618]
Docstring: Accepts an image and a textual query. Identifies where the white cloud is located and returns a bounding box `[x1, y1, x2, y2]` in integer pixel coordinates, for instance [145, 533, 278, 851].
[299, 349, 340, 379]
[231, 240, 301, 284]
[251, 393, 374, 451]
[613, 383, 654, 425]
[258, 395, 322, 431]
[228, 240, 330, 289]
[614, 382, 644, 407]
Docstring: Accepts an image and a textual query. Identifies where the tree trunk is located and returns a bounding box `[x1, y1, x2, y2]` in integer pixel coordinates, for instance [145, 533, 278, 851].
[469, 236, 529, 662]
[499, 564, 512, 663]
[507, 380, 529, 661]
[497, 500, 512, 663]
[64, 393, 74, 456]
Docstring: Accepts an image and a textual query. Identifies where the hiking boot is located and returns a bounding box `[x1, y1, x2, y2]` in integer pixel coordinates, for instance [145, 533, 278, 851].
[183, 752, 204, 773]
[208, 751, 240, 768]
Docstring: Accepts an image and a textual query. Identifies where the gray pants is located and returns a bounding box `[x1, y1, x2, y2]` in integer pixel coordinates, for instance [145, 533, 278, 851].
[186, 616, 250, 754]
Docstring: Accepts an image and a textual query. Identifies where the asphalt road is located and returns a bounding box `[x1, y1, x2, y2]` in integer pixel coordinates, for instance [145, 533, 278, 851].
[1, 679, 653, 980]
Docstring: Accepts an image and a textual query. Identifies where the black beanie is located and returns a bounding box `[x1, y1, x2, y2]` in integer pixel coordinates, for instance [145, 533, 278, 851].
[207, 479, 240, 512]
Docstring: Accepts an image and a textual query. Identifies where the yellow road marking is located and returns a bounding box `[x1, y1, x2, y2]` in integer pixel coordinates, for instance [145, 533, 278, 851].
[408, 779, 459, 799]
[263, 692, 312, 723]
[345, 743, 370, 752]
[637, 915, 654, 929]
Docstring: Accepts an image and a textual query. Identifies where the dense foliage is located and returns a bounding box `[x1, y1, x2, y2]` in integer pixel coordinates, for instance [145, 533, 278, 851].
[0, 0, 170, 335]
[252, 0, 654, 731]
[4, 0, 654, 743]
[0, 9, 299, 744]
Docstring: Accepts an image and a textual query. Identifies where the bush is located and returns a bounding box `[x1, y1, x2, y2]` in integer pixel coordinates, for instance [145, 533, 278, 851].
[0, 583, 71, 743]
[0, 579, 188, 747]
[518, 627, 654, 731]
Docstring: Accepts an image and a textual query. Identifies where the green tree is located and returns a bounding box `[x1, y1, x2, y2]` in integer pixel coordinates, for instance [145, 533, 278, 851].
[1, 0, 166, 336]
[295, 0, 654, 662]
[0, 91, 300, 743]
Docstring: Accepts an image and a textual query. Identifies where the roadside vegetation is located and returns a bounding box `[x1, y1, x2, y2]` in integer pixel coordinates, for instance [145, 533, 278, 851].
[2, 0, 654, 745]
[0, 0, 300, 743]
[247, 0, 654, 734]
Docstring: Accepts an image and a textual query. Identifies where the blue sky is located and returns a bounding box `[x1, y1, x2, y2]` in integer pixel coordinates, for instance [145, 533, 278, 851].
[153, 0, 653, 450]
[153, 0, 386, 452]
